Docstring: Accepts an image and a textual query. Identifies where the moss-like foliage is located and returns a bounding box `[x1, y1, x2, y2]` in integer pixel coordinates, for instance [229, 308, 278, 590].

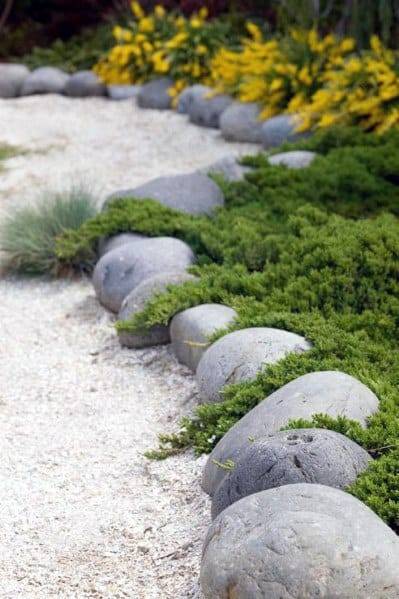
[56, 127, 399, 529]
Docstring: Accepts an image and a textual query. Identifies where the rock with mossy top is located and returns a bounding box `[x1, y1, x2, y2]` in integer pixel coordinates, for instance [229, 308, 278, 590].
[92, 237, 195, 312]
[196, 327, 311, 405]
[201, 483, 399, 599]
[65, 71, 107, 97]
[118, 271, 196, 348]
[187, 86, 233, 128]
[260, 114, 308, 148]
[211, 428, 371, 518]
[170, 304, 237, 371]
[220, 102, 263, 143]
[0, 64, 30, 98]
[137, 77, 174, 110]
[104, 172, 224, 216]
[98, 232, 148, 258]
[268, 150, 317, 169]
[202, 371, 380, 496]
[20, 67, 70, 95]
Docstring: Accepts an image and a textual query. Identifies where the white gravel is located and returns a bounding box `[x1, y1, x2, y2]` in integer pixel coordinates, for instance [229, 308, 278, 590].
[0, 95, 257, 598]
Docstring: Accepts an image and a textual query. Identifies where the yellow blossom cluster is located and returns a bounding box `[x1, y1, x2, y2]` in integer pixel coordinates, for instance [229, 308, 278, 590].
[94, 1, 234, 97]
[210, 27, 356, 121]
[297, 36, 399, 133]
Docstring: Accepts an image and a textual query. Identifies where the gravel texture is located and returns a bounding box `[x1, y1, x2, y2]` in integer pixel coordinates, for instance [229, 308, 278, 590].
[0, 95, 258, 597]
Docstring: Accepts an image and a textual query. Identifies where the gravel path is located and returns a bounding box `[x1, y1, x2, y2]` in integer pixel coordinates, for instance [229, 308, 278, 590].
[0, 95, 257, 598]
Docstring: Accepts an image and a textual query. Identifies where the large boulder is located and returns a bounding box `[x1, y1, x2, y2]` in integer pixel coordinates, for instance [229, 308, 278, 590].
[202, 371, 380, 496]
[104, 172, 224, 216]
[0, 64, 30, 98]
[260, 114, 307, 148]
[199, 155, 252, 182]
[220, 102, 263, 143]
[201, 484, 399, 599]
[118, 271, 196, 348]
[98, 233, 148, 258]
[196, 327, 311, 404]
[65, 70, 107, 97]
[187, 86, 233, 128]
[176, 84, 209, 114]
[211, 428, 371, 518]
[92, 237, 195, 312]
[107, 84, 142, 100]
[20, 67, 70, 95]
[137, 77, 173, 110]
[268, 150, 317, 169]
[170, 304, 237, 371]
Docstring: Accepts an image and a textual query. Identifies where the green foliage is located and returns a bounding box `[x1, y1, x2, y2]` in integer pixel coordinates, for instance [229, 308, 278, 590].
[19, 25, 114, 73]
[1, 186, 98, 275]
[56, 126, 399, 528]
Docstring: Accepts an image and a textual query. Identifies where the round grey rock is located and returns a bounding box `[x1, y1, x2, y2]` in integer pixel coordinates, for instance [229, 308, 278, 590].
[268, 150, 317, 169]
[202, 371, 380, 496]
[196, 327, 311, 404]
[92, 237, 195, 312]
[118, 271, 196, 348]
[176, 84, 209, 114]
[211, 428, 371, 518]
[20, 67, 70, 95]
[188, 86, 233, 128]
[199, 155, 252, 182]
[0, 63, 30, 98]
[260, 114, 308, 148]
[170, 304, 237, 371]
[65, 70, 107, 97]
[107, 84, 142, 100]
[98, 233, 148, 258]
[104, 172, 224, 216]
[137, 77, 173, 110]
[220, 102, 263, 143]
[201, 484, 399, 599]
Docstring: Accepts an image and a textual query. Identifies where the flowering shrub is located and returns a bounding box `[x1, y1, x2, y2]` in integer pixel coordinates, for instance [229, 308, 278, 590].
[94, 1, 240, 94]
[298, 36, 399, 133]
[211, 27, 356, 120]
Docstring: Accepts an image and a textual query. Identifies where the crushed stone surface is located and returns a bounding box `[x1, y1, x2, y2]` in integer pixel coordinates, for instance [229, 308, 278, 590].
[0, 95, 258, 598]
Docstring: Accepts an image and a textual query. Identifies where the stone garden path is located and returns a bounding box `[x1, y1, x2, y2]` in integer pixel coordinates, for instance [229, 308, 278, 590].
[0, 95, 257, 598]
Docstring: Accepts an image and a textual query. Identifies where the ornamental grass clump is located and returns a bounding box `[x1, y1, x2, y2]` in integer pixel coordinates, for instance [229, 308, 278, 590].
[55, 127, 399, 528]
[1, 185, 98, 275]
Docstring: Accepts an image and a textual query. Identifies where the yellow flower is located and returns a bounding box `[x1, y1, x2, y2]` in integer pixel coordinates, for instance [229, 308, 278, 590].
[131, 1, 144, 19]
[154, 4, 165, 18]
[139, 17, 155, 33]
[190, 18, 202, 29]
[246, 22, 263, 43]
[196, 44, 208, 56]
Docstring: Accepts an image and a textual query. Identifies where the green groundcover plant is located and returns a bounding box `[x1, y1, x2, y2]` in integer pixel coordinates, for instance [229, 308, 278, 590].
[56, 127, 399, 530]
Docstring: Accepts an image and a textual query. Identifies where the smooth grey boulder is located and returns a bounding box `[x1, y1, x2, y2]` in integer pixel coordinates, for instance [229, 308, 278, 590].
[220, 102, 263, 143]
[137, 77, 173, 110]
[98, 232, 148, 258]
[65, 70, 107, 97]
[188, 87, 233, 128]
[0, 64, 30, 98]
[196, 327, 311, 404]
[201, 484, 399, 599]
[202, 371, 380, 496]
[199, 155, 252, 182]
[92, 237, 195, 312]
[118, 271, 196, 348]
[177, 84, 209, 114]
[20, 67, 70, 95]
[104, 172, 224, 216]
[211, 428, 371, 518]
[260, 114, 307, 148]
[170, 304, 237, 371]
[107, 84, 142, 100]
[269, 150, 317, 169]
